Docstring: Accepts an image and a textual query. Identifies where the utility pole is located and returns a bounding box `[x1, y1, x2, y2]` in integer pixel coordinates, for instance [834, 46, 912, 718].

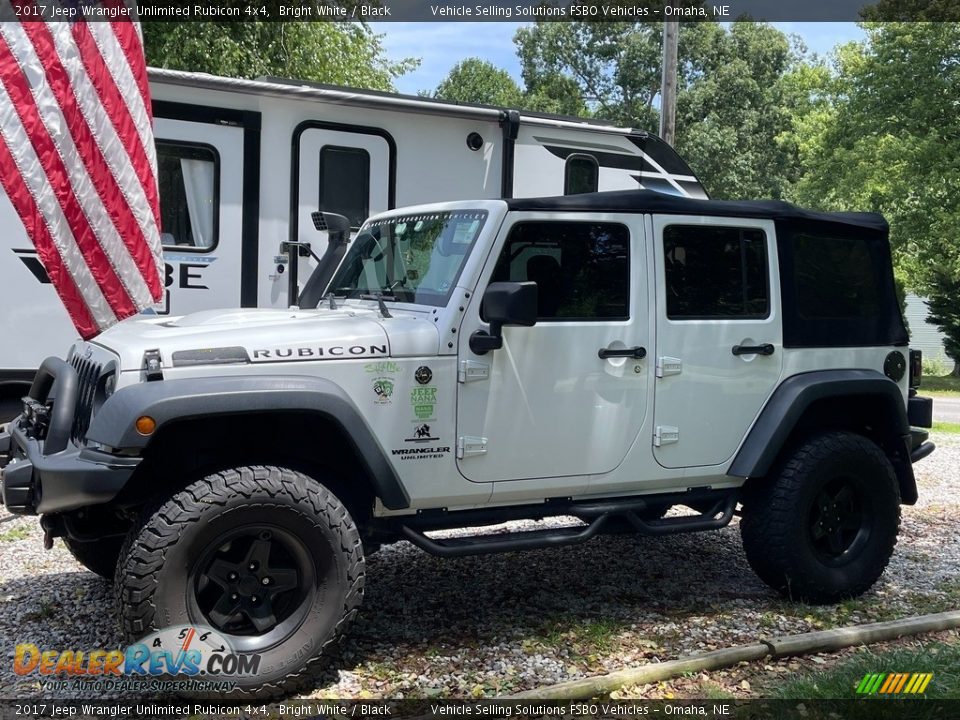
[659, 21, 679, 146]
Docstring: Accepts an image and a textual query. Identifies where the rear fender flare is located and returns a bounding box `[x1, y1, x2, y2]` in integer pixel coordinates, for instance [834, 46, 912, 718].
[728, 369, 915, 503]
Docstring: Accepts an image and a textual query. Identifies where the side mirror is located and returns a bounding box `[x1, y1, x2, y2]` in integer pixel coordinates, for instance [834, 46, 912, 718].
[470, 281, 538, 355]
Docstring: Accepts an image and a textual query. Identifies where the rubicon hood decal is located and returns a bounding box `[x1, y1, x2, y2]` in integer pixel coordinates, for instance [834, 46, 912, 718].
[250, 343, 389, 362]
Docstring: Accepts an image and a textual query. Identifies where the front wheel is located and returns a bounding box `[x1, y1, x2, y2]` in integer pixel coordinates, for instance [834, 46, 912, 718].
[114, 466, 365, 698]
[740, 431, 900, 604]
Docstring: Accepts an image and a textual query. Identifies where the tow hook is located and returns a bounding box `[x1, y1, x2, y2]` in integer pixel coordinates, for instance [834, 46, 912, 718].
[39, 514, 62, 550]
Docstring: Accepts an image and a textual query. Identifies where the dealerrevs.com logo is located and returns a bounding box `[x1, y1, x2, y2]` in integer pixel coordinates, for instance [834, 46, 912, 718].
[14, 625, 259, 692]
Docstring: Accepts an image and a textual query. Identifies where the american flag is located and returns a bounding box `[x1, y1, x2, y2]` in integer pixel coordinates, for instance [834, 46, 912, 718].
[0, 1, 164, 339]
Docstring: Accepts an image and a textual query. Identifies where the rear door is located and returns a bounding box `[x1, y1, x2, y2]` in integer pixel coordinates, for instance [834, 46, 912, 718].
[287, 126, 392, 301]
[651, 216, 783, 468]
[152, 117, 244, 316]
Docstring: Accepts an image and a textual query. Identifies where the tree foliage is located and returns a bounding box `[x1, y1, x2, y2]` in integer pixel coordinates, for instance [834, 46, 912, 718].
[514, 22, 658, 127]
[509, 21, 808, 200]
[433, 58, 524, 107]
[788, 23, 960, 367]
[143, 22, 417, 91]
[675, 22, 804, 200]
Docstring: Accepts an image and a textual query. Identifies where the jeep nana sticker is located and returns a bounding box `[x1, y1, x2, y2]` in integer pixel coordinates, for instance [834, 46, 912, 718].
[410, 386, 437, 421]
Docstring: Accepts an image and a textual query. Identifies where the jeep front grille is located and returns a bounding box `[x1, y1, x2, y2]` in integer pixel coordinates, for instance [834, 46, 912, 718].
[69, 354, 103, 444]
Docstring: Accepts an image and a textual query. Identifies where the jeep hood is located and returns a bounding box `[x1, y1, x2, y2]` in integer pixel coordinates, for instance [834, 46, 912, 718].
[92, 306, 439, 371]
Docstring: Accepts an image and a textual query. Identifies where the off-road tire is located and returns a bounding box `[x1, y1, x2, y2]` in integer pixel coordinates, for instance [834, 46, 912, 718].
[64, 535, 124, 580]
[740, 431, 900, 604]
[114, 465, 365, 698]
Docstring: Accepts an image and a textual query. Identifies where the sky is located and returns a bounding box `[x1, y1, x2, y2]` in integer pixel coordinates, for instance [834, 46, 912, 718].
[370, 22, 866, 96]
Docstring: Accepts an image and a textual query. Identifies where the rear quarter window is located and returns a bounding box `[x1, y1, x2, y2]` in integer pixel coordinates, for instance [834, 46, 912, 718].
[793, 234, 880, 318]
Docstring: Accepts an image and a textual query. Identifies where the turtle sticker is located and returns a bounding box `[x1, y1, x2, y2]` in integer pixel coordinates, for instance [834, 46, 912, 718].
[373, 377, 395, 404]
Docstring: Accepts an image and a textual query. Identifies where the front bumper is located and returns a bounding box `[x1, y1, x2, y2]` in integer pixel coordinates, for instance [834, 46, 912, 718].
[0, 357, 139, 515]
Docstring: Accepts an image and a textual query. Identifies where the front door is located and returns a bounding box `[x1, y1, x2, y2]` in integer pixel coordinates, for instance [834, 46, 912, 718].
[456, 214, 650, 485]
[651, 215, 783, 468]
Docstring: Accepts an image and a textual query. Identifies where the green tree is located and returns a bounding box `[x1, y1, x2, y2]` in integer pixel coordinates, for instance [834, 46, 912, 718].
[789, 23, 960, 371]
[675, 21, 806, 200]
[925, 275, 960, 373]
[514, 22, 656, 126]
[143, 22, 417, 91]
[513, 20, 809, 199]
[434, 58, 524, 107]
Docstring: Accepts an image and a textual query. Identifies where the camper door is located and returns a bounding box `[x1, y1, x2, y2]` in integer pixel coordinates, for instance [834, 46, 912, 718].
[289, 126, 392, 304]
[153, 118, 244, 317]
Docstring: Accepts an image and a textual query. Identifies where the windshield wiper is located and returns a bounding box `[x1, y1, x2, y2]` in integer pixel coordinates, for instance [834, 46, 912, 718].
[359, 292, 394, 318]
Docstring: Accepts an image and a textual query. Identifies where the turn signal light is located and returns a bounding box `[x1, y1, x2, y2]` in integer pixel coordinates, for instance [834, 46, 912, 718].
[135, 416, 157, 435]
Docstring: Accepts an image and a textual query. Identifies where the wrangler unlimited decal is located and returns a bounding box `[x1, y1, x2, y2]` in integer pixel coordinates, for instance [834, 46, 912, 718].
[250, 344, 388, 361]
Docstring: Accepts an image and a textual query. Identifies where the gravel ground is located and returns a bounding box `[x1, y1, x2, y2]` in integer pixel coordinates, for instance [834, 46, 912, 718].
[0, 432, 957, 700]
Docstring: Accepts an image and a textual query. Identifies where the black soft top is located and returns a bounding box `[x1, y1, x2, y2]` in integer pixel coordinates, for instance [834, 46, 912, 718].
[506, 189, 888, 234]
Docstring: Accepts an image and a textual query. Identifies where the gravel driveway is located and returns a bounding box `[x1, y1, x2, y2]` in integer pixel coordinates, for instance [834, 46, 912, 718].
[1, 432, 957, 700]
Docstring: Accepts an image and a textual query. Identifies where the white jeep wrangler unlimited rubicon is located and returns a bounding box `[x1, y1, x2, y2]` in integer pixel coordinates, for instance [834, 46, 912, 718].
[0, 190, 935, 697]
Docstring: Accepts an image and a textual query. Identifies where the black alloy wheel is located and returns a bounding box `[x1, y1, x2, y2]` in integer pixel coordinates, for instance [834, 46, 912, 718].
[191, 525, 316, 652]
[808, 476, 870, 566]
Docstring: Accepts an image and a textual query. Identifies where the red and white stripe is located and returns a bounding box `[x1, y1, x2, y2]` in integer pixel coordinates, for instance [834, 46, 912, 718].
[0, 0, 163, 339]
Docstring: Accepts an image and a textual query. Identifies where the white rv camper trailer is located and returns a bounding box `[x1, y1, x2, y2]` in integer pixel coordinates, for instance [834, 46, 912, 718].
[0, 67, 707, 403]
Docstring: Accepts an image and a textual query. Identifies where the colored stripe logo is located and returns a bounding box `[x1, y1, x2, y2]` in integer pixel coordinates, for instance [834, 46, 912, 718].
[857, 672, 933, 695]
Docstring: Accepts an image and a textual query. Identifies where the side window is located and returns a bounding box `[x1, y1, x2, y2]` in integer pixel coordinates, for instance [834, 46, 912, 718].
[664, 225, 768, 319]
[319, 146, 370, 229]
[564, 154, 599, 195]
[156, 141, 219, 250]
[489, 221, 629, 320]
[792, 233, 879, 318]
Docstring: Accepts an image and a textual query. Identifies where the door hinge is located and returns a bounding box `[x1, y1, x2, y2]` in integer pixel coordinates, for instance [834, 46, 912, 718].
[656, 356, 683, 378]
[458, 360, 489, 383]
[457, 436, 488, 458]
[654, 426, 680, 447]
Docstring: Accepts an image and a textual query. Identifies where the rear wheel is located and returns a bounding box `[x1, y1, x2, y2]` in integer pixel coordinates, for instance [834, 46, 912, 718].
[740, 431, 900, 604]
[114, 465, 364, 698]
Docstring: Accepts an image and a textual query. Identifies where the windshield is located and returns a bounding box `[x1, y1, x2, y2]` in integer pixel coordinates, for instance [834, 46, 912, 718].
[328, 210, 488, 307]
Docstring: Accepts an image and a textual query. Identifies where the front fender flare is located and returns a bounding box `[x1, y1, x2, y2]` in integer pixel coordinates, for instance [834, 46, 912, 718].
[88, 375, 409, 509]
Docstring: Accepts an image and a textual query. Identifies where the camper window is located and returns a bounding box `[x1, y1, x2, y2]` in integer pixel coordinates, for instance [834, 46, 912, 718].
[156, 141, 219, 251]
[489, 221, 630, 321]
[564, 154, 599, 195]
[319, 146, 370, 229]
[663, 225, 769, 320]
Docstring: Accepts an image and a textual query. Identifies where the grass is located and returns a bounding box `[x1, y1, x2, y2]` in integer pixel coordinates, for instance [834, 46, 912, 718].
[932, 421, 960, 434]
[920, 374, 960, 396]
[0, 525, 30, 542]
[772, 641, 960, 700]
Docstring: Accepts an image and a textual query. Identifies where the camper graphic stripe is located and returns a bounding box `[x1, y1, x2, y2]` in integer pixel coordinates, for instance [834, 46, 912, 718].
[0, 0, 163, 339]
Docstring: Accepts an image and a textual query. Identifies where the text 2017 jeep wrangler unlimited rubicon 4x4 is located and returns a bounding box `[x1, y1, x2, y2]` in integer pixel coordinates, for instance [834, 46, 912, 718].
[1, 190, 935, 696]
